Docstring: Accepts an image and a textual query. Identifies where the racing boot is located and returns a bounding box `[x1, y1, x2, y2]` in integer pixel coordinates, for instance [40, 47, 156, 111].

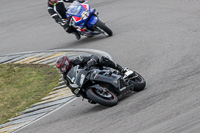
[74, 31, 81, 40]
[122, 68, 136, 79]
[88, 99, 97, 104]
[115, 64, 128, 77]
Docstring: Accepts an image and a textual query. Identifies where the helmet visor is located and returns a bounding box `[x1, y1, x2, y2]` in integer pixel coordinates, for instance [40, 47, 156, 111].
[60, 61, 69, 73]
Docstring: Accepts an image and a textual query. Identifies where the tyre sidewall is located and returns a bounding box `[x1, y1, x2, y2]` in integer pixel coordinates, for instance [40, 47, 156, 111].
[130, 72, 146, 92]
[86, 88, 118, 106]
[95, 20, 113, 36]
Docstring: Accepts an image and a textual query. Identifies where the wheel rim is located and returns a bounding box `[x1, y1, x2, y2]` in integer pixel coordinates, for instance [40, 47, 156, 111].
[96, 27, 109, 36]
[130, 72, 143, 82]
[135, 73, 143, 82]
[91, 88, 115, 101]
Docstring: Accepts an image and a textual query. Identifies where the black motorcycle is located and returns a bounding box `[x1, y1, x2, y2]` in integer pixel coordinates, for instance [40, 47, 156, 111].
[66, 65, 146, 106]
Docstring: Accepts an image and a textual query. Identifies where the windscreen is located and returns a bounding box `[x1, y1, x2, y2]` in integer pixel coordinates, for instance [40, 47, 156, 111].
[67, 1, 82, 15]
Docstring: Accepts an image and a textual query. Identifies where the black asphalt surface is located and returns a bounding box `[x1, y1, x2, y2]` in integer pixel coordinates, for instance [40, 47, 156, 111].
[1, 0, 200, 133]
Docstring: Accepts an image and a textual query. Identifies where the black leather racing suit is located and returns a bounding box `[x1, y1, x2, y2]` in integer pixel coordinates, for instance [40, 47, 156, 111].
[62, 55, 123, 95]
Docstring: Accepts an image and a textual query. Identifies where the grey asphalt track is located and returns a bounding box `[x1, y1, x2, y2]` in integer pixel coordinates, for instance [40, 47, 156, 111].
[1, 0, 200, 133]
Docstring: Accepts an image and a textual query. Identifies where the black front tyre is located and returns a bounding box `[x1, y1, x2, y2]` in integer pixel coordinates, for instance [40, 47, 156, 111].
[129, 72, 146, 92]
[95, 20, 113, 36]
[86, 88, 118, 106]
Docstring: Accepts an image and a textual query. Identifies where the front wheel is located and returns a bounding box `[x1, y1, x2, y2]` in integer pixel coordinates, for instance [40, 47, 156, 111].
[129, 72, 146, 92]
[86, 86, 118, 106]
[94, 20, 113, 36]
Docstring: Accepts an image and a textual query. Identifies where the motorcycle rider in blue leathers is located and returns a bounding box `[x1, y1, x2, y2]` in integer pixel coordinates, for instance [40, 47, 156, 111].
[48, 0, 85, 40]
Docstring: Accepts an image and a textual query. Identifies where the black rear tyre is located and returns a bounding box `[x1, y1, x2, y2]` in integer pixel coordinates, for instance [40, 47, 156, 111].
[86, 87, 118, 106]
[95, 20, 113, 36]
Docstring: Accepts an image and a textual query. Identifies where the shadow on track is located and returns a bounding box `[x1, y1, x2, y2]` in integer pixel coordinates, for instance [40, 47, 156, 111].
[64, 35, 112, 48]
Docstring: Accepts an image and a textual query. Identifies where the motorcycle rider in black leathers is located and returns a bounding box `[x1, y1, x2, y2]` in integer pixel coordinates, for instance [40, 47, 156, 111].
[56, 55, 126, 98]
[48, 0, 85, 40]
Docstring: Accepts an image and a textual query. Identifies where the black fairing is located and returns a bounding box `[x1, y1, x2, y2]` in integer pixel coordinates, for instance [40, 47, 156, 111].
[67, 66, 89, 87]
[89, 69, 121, 87]
[66, 66, 123, 95]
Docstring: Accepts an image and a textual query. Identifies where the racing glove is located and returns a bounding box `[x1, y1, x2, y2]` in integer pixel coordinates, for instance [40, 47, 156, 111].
[85, 58, 98, 70]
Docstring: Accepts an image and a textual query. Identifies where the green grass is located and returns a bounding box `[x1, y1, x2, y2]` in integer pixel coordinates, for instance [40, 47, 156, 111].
[0, 63, 60, 125]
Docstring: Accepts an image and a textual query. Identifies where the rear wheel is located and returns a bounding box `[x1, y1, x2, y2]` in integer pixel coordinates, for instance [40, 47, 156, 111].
[86, 86, 118, 106]
[129, 72, 146, 92]
[94, 20, 113, 36]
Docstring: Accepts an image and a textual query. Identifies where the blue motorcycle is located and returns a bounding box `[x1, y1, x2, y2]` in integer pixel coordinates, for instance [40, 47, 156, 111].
[66, 1, 113, 37]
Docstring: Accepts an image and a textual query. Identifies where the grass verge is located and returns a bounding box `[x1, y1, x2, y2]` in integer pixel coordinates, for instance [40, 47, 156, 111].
[0, 63, 60, 125]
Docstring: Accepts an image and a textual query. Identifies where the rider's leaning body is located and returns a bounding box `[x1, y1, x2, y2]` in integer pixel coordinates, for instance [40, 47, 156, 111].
[47, 0, 85, 40]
